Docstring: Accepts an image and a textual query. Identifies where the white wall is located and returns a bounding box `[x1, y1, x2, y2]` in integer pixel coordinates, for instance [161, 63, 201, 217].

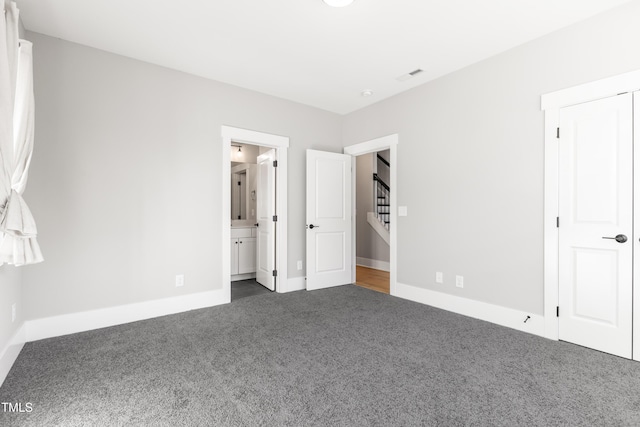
[342, 0, 640, 315]
[356, 153, 389, 264]
[0, 15, 26, 380]
[22, 32, 342, 321]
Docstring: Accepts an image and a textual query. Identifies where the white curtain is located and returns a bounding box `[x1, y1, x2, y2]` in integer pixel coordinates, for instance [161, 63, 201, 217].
[0, 1, 42, 266]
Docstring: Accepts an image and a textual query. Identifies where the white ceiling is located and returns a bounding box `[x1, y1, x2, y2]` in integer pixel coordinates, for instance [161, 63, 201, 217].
[16, 0, 633, 114]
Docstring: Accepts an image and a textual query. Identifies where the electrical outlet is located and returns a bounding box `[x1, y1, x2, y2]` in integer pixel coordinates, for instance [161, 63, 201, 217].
[456, 275, 464, 288]
[435, 272, 443, 284]
[11, 303, 16, 323]
[297, 260, 303, 270]
[176, 274, 184, 287]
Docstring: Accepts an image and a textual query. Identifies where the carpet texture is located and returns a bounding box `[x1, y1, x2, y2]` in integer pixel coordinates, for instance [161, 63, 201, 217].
[1, 285, 640, 426]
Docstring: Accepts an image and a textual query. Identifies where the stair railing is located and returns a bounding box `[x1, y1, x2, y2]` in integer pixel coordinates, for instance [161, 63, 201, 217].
[373, 173, 390, 230]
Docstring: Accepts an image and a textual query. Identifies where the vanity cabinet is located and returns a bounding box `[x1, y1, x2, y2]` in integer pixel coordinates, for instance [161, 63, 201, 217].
[231, 227, 256, 276]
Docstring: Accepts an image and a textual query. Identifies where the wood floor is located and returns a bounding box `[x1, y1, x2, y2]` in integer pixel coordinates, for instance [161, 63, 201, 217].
[354, 265, 390, 294]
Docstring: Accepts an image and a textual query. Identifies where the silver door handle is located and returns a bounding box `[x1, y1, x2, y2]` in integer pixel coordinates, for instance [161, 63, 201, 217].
[307, 224, 319, 229]
[602, 234, 627, 243]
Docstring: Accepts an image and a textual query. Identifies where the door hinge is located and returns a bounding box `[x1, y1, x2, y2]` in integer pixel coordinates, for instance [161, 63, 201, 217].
[273, 215, 278, 222]
[556, 306, 559, 317]
[273, 160, 278, 167]
[556, 217, 559, 228]
[272, 270, 278, 277]
[556, 127, 560, 139]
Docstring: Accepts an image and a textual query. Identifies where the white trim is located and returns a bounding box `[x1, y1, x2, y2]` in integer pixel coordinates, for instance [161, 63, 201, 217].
[343, 134, 398, 156]
[395, 282, 545, 337]
[286, 276, 306, 292]
[221, 126, 289, 297]
[344, 134, 398, 296]
[356, 257, 390, 272]
[634, 92, 639, 362]
[543, 108, 560, 340]
[231, 273, 256, 282]
[26, 289, 227, 342]
[0, 323, 26, 387]
[541, 68, 640, 110]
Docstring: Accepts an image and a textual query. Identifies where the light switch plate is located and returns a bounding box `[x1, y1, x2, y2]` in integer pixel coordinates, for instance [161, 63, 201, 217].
[398, 206, 408, 217]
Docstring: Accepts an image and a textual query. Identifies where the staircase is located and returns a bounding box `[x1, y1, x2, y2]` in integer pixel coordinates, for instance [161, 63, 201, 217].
[373, 173, 390, 230]
[368, 151, 390, 244]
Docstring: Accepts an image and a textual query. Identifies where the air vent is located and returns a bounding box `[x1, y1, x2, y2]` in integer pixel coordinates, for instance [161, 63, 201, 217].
[396, 68, 424, 82]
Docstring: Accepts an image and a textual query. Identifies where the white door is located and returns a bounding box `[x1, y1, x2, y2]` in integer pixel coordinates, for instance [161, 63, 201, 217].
[558, 93, 633, 358]
[306, 149, 352, 291]
[256, 149, 276, 291]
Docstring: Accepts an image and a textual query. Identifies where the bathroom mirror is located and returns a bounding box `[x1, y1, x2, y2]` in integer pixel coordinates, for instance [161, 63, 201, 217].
[231, 163, 257, 220]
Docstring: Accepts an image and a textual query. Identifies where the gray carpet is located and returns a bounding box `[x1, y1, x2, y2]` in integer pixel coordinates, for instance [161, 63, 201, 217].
[1, 285, 640, 426]
[231, 279, 272, 301]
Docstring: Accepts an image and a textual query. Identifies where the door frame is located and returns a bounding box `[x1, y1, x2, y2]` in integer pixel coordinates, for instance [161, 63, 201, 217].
[344, 134, 398, 296]
[541, 69, 640, 361]
[221, 126, 289, 301]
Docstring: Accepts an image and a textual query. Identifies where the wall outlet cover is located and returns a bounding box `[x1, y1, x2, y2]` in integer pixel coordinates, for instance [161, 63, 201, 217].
[435, 272, 443, 284]
[456, 275, 464, 288]
[176, 274, 185, 287]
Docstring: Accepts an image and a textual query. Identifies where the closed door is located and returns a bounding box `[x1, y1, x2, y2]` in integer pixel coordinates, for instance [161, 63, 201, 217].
[558, 93, 633, 359]
[306, 149, 352, 291]
[256, 149, 276, 291]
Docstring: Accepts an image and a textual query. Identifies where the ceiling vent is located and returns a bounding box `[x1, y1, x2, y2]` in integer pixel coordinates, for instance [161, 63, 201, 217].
[396, 68, 424, 82]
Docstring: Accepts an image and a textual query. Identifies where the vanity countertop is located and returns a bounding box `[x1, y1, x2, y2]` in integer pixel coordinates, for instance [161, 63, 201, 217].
[231, 220, 256, 228]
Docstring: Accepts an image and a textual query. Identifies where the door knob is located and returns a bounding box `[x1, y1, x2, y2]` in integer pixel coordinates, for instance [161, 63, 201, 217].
[602, 234, 628, 243]
[307, 224, 319, 229]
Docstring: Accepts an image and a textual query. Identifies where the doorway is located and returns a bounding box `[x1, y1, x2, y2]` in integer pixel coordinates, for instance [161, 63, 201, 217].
[353, 150, 391, 294]
[542, 70, 640, 361]
[304, 135, 398, 294]
[221, 126, 289, 303]
[345, 135, 398, 296]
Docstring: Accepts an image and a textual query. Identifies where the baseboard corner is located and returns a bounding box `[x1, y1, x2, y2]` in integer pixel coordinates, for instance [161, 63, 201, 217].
[0, 323, 27, 388]
[395, 282, 545, 338]
[284, 276, 306, 293]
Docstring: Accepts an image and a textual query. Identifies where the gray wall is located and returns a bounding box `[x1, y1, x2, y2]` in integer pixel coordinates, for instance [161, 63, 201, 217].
[342, 0, 640, 315]
[356, 153, 389, 264]
[22, 32, 342, 320]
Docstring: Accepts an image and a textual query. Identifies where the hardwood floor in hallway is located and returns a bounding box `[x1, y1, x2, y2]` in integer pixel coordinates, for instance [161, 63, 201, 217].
[354, 265, 390, 294]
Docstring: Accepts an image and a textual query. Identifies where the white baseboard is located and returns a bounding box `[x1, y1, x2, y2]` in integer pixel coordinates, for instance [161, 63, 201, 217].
[0, 323, 26, 388]
[284, 276, 306, 292]
[394, 282, 545, 337]
[231, 273, 256, 282]
[356, 257, 390, 272]
[26, 288, 229, 342]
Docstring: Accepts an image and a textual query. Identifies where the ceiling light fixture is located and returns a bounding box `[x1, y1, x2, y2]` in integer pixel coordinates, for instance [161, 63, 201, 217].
[231, 144, 242, 153]
[323, 0, 354, 7]
[361, 89, 374, 97]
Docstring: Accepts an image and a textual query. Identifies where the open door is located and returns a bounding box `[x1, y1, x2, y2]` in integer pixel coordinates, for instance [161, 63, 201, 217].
[306, 149, 352, 291]
[256, 149, 276, 291]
